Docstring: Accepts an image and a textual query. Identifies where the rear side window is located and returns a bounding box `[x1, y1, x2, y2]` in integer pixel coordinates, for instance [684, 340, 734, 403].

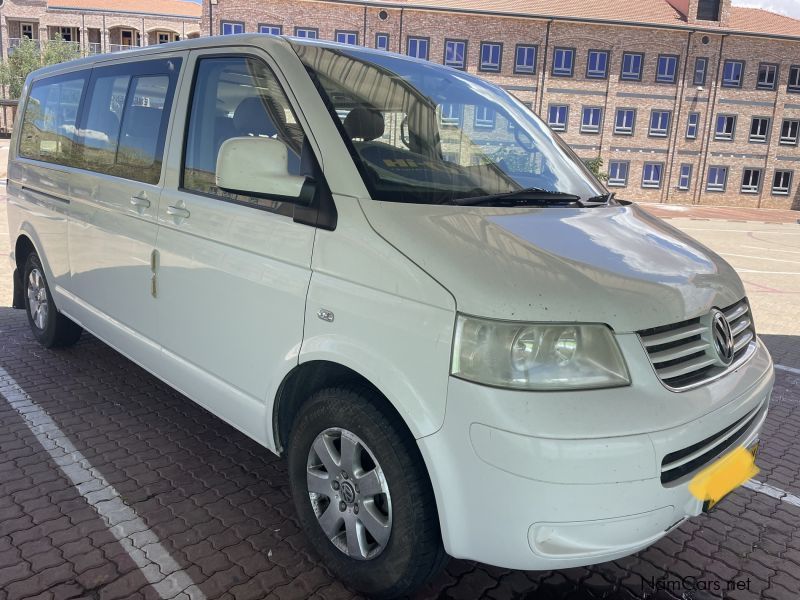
[182, 56, 306, 210]
[19, 73, 87, 167]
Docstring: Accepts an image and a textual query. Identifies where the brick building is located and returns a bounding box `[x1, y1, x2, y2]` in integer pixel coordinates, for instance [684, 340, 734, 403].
[203, 0, 800, 209]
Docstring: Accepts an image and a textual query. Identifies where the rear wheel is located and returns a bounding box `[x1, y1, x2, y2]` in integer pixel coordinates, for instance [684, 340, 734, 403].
[287, 386, 446, 598]
[23, 253, 82, 348]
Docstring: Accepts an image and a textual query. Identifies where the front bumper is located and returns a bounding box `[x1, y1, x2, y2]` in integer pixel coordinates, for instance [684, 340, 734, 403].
[417, 338, 774, 570]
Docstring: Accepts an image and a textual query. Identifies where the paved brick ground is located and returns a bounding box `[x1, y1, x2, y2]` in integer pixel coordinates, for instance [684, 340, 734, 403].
[1, 194, 800, 599]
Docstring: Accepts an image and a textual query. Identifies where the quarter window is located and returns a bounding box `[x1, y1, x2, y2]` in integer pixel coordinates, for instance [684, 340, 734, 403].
[614, 108, 635, 135]
[407, 37, 429, 60]
[221, 22, 244, 35]
[480, 42, 502, 72]
[707, 166, 728, 192]
[620, 52, 644, 81]
[294, 27, 318, 39]
[607, 161, 629, 187]
[686, 112, 700, 139]
[780, 119, 799, 145]
[552, 48, 574, 77]
[580, 107, 602, 133]
[335, 31, 358, 45]
[586, 50, 609, 79]
[741, 168, 762, 194]
[772, 170, 793, 195]
[649, 110, 671, 137]
[788, 66, 800, 93]
[757, 63, 778, 90]
[375, 33, 390, 51]
[693, 57, 708, 86]
[444, 39, 467, 69]
[749, 117, 770, 143]
[656, 55, 678, 84]
[642, 162, 663, 189]
[677, 164, 692, 190]
[548, 104, 568, 131]
[715, 114, 736, 141]
[722, 60, 744, 87]
[514, 45, 537, 74]
[182, 56, 307, 210]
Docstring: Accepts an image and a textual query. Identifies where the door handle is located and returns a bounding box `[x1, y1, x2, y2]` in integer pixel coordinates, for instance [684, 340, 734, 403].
[130, 195, 151, 209]
[166, 205, 191, 219]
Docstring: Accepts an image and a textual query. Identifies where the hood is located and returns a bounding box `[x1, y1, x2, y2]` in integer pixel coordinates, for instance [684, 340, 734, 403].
[358, 201, 745, 333]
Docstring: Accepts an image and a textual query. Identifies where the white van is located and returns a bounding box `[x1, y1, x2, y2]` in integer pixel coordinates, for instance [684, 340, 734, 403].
[6, 35, 773, 598]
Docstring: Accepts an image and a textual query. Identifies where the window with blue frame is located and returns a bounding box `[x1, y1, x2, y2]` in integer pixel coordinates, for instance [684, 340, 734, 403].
[514, 45, 537, 74]
[581, 107, 602, 133]
[707, 166, 728, 191]
[686, 112, 700, 139]
[608, 161, 629, 187]
[586, 50, 609, 79]
[722, 60, 744, 87]
[221, 22, 244, 35]
[693, 57, 709, 85]
[548, 104, 568, 131]
[649, 110, 671, 137]
[375, 33, 390, 51]
[677, 164, 692, 190]
[480, 42, 502, 72]
[552, 48, 574, 77]
[407, 37, 429, 60]
[259, 25, 281, 35]
[294, 27, 318, 39]
[614, 108, 635, 135]
[335, 31, 358, 45]
[444, 39, 467, 69]
[621, 52, 644, 81]
[474, 105, 495, 129]
[440, 103, 463, 127]
[642, 162, 663, 189]
[656, 54, 678, 83]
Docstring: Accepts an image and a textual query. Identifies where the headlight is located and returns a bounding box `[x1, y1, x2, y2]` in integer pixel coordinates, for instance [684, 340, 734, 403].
[451, 315, 630, 390]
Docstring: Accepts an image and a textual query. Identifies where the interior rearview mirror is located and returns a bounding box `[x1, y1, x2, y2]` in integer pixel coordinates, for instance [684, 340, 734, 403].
[216, 137, 315, 206]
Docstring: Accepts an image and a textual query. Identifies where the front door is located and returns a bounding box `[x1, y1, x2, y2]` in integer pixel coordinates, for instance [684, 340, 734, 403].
[154, 50, 316, 444]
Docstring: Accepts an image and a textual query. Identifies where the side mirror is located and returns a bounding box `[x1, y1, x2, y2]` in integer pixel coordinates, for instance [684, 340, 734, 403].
[216, 136, 315, 206]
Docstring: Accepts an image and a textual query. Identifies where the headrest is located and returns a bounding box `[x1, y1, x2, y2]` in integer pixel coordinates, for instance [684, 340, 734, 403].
[233, 97, 277, 137]
[123, 106, 161, 134]
[342, 107, 385, 141]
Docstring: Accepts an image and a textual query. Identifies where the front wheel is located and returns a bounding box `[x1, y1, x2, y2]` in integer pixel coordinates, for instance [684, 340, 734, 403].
[23, 253, 82, 348]
[288, 386, 446, 598]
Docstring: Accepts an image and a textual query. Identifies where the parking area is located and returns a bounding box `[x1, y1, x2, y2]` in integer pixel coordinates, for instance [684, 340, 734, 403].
[1, 193, 799, 600]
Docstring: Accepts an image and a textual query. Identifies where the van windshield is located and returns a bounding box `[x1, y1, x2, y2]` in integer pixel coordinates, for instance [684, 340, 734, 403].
[291, 41, 606, 205]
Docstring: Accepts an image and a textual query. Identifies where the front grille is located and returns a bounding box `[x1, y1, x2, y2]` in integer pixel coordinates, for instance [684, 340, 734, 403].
[638, 298, 756, 391]
[660, 402, 763, 484]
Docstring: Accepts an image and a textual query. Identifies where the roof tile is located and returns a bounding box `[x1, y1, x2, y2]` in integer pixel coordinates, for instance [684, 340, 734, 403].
[47, 0, 202, 19]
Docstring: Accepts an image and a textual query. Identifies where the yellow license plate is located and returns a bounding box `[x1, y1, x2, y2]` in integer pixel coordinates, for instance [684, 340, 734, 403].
[689, 443, 759, 512]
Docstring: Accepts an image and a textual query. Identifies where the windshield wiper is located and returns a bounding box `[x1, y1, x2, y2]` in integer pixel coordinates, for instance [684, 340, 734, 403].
[583, 191, 616, 204]
[453, 187, 582, 207]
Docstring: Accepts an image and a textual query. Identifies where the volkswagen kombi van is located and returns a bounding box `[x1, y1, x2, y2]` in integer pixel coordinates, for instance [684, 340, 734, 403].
[6, 35, 773, 598]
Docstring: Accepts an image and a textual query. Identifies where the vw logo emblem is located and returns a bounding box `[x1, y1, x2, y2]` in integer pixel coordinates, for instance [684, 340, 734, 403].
[710, 309, 735, 366]
[340, 481, 356, 504]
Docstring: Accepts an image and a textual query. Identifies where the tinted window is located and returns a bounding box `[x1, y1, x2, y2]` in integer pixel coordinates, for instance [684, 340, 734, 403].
[19, 73, 87, 167]
[182, 56, 306, 210]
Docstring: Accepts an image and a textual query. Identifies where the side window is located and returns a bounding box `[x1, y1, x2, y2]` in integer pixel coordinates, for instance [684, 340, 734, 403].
[19, 73, 87, 167]
[182, 56, 306, 210]
[80, 58, 181, 183]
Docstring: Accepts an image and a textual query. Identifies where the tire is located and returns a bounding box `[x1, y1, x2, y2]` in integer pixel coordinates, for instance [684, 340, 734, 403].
[23, 253, 82, 348]
[288, 386, 447, 598]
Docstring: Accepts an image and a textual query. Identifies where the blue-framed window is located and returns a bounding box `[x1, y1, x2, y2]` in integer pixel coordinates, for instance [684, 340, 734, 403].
[581, 107, 602, 133]
[656, 54, 679, 84]
[621, 52, 644, 81]
[715, 114, 736, 140]
[294, 27, 318, 39]
[608, 161, 629, 187]
[722, 60, 744, 87]
[444, 39, 467, 69]
[221, 22, 244, 35]
[649, 110, 671, 137]
[375, 33, 389, 51]
[474, 105, 495, 129]
[686, 111, 700, 139]
[407, 37, 429, 60]
[548, 104, 568, 131]
[707, 166, 728, 191]
[586, 50, 609, 79]
[259, 24, 281, 35]
[614, 108, 635, 135]
[335, 31, 358, 45]
[440, 103, 463, 127]
[480, 42, 502, 72]
[693, 57, 708, 86]
[514, 45, 537, 74]
[552, 48, 574, 77]
[678, 164, 692, 190]
[642, 162, 663, 189]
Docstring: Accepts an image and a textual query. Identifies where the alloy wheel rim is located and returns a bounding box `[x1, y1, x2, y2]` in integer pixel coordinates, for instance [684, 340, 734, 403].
[306, 427, 392, 560]
[27, 268, 49, 330]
